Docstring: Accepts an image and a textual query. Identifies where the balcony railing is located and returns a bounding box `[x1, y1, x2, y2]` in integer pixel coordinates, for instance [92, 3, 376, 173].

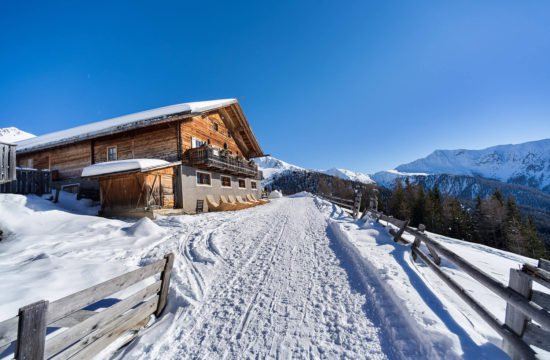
[184, 147, 260, 178]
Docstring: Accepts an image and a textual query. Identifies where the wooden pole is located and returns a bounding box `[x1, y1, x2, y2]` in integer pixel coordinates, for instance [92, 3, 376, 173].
[156, 253, 175, 316]
[16, 300, 48, 360]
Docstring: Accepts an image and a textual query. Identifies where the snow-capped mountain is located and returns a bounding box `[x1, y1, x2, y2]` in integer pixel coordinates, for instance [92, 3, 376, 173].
[253, 156, 305, 181]
[0, 127, 35, 143]
[254, 156, 375, 185]
[394, 139, 550, 192]
[321, 168, 375, 184]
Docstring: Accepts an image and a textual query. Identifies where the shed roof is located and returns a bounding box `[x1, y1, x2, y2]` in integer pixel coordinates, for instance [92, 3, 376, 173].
[16, 99, 238, 153]
[81, 159, 177, 178]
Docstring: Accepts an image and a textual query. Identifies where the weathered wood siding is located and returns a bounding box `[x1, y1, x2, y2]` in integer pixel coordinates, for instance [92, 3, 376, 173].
[18, 142, 92, 180]
[99, 167, 175, 211]
[181, 112, 241, 156]
[93, 124, 180, 164]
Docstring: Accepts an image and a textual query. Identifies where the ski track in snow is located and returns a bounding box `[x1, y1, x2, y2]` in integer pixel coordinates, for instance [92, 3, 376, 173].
[120, 197, 391, 359]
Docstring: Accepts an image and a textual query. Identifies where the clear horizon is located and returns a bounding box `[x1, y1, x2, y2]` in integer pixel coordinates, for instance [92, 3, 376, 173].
[2, 1, 550, 173]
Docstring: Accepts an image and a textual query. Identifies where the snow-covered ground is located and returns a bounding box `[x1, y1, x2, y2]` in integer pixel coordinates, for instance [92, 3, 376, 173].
[0, 193, 546, 359]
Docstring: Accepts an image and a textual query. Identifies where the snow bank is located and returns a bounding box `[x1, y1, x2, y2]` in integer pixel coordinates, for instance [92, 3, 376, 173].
[81, 159, 170, 177]
[313, 196, 521, 359]
[0, 194, 169, 319]
[268, 190, 283, 198]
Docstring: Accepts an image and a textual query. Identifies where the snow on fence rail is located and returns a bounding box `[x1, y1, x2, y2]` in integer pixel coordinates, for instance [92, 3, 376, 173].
[0, 253, 174, 360]
[365, 209, 550, 360]
[318, 193, 362, 219]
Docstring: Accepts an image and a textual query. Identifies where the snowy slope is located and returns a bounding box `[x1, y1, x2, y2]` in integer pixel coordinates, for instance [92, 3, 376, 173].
[321, 167, 375, 184]
[395, 138, 550, 192]
[1, 193, 546, 359]
[0, 127, 35, 143]
[253, 155, 305, 180]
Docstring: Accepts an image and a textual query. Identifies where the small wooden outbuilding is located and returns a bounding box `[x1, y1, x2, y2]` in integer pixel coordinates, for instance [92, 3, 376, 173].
[81, 159, 182, 219]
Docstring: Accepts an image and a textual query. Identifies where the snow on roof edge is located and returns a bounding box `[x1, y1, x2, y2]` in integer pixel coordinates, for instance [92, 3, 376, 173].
[81, 159, 178, 177]
[16, 99, 238, 153]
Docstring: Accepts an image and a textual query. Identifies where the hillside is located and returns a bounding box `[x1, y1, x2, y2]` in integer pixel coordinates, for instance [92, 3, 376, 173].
[0, 127, 34, 143]
[254, 156, 374, 185]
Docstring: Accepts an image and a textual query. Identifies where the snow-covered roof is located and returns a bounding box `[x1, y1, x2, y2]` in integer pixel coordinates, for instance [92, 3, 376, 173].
[16, 99, 237, 153]
[81, 159, 175, 177]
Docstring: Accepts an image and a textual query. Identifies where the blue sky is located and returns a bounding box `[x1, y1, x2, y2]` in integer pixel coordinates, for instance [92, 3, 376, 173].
[1, 1, 550, 173]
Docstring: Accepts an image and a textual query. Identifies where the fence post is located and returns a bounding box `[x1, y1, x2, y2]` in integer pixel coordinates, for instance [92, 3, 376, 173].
[156, 253, 175, 316]
[353, 193, 361, 219]
[503, 269, 532, 359]
[392, 220, 409, 243]
[16, 300, 48, 360]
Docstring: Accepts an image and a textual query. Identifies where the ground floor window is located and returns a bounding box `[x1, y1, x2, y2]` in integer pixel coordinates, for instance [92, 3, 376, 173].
[251, 181, 257, 189]
[196, 171, 211, 186]
[221, 175, 231, 187]
[238, 179, 246, 188]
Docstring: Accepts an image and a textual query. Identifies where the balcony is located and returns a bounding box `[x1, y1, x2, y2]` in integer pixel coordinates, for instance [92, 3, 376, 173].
[184, 147, 261, 178]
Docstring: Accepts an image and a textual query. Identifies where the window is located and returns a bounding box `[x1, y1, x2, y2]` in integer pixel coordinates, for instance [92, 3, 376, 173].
[107, 146, 117, 161]
[192, 138, 207, 148]
[251, 181, 257, 189]
[238, 179, 246, 188]
[213, 123, 219, 131]
[196, 171, 211, 186]
[221, 176, 231, 188]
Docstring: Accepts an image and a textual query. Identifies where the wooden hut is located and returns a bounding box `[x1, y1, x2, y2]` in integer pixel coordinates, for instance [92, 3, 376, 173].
[81, 159, 182, 219]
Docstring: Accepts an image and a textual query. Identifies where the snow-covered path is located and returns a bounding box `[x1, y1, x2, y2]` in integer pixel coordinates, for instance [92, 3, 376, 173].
[122, 197, 390, 359]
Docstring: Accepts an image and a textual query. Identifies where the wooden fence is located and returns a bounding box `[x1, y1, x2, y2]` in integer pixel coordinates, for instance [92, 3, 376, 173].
[319, 193, 362, 219]
[0, 168, 51, 196]
[365, 209, 550, 360]
[0, 253, 174, 360]
[0, 142, 16, 185]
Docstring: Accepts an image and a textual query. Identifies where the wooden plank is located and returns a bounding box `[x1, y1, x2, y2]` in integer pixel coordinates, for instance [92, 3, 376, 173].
[156, 253, 175, 316]
[503, 270, 532, 358]
[50, 310, 96, 328]
[540, 259, 550, 272]
[425, 243, 442, 266]
[523, 322, 550, 352]
[392, 220, 409, 243]
[45, 281, 161, 357]
[412, 247, 536, 359]
[0, 316, 18, 348]
[47, 258, 165, 325]
[531, 290, 550, 311]
[51, 295, 159, 360]
[16, 300, 48, 360]
[522, 264, 550, 289]
[68, 296, 159, 360]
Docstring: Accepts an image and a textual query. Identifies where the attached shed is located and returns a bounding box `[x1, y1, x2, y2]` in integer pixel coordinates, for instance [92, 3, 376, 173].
[0, 141, 16, 184]
[81, 159, 182, 218]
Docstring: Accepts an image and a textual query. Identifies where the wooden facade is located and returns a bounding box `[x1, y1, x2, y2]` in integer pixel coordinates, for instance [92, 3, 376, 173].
[96, 166, 177, 218]
[16, 103, 259, 185]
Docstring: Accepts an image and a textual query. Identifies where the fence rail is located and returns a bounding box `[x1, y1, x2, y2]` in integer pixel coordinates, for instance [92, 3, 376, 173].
[0, 168, 51, 195]
[318, 193, 362, 218]
[364, 208, 550, 359]
[0, 253, 174, 360]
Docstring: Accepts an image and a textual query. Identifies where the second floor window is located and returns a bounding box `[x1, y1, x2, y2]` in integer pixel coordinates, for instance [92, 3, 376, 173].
[192, 138, 207, 148]
[107, 146, 117, 161]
